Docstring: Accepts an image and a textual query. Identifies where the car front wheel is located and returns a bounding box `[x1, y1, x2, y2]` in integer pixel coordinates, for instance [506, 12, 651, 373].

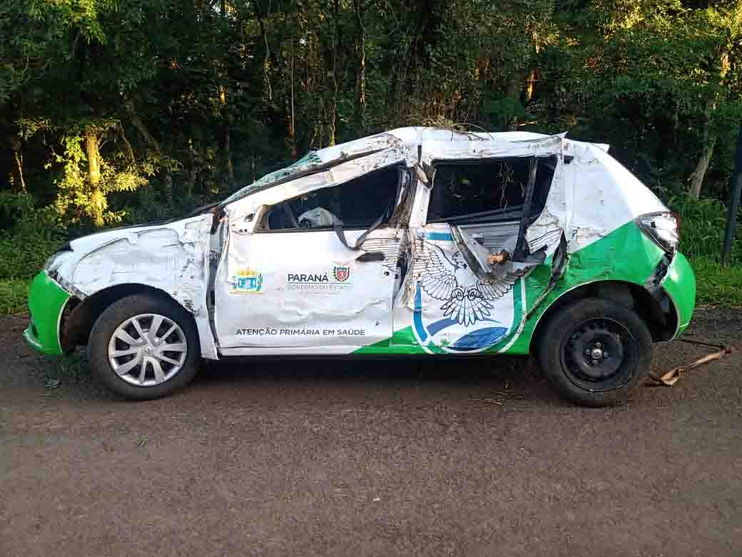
[536, 297, 652, 407]
[87, 293, 201, 400]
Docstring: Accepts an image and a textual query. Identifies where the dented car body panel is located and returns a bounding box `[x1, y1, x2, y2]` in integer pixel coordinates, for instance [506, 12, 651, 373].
[36, 213, 218, 359]
[26, 127, 695, 361]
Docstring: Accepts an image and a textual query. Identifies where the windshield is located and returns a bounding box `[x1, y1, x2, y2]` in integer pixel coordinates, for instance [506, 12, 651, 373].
[220, 132, 410, 207]
[220, 151, 325, 206]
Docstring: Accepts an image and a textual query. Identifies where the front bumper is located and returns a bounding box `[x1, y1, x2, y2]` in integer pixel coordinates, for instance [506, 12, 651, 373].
[660, 252, 696, 337]
[24, 271, 72, 356]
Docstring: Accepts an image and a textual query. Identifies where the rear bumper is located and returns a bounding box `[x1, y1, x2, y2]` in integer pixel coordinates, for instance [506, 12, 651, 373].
[24, 271, 72, 356]
[661, 252, 696, 338]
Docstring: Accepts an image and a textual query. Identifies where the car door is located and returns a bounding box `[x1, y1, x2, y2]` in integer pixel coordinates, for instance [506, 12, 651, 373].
[402, 136, 567, 353]
[213, 152, 412, 355]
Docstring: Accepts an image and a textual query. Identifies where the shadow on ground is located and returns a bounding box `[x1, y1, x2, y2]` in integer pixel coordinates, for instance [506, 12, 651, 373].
[0, 308, 740, 556]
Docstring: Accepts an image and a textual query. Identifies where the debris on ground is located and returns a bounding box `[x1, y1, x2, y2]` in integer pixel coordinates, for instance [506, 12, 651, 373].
[648, 338, 732, 387]
[472, 389, 525, 406]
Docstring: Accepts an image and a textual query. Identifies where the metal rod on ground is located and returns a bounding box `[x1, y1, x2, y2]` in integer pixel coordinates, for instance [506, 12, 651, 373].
[721, 124, 742, 266]
[648, 339, 732, 387]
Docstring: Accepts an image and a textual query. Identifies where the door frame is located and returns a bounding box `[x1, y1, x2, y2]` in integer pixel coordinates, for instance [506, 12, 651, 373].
[211, 147, 419, 356]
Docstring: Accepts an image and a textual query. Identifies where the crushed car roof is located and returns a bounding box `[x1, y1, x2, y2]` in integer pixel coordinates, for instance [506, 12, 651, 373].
[221, 127, 568, 205]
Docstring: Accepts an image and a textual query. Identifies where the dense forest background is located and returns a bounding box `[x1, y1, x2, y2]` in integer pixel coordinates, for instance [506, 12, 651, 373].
[0, 0, 741, 309]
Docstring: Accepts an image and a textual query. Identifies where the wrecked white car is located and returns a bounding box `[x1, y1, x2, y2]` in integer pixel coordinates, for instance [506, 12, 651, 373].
[26, 127, 696, 406]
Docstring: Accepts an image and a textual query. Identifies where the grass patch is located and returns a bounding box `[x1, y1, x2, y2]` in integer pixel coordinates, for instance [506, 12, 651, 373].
[0, 279, 27, 314]
[691, 258, 742, 308]
[669, 195, 742, 264]
[52, 353, 89, 383]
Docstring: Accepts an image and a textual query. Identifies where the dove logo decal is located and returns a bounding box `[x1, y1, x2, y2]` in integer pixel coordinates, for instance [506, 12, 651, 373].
[412, 237, 526, 353]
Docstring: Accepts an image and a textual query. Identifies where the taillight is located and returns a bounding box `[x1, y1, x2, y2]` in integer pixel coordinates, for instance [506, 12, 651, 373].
[635, 212, 680, 253]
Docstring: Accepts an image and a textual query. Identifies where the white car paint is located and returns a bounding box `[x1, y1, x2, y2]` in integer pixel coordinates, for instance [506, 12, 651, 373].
[46, 127, 669, 360]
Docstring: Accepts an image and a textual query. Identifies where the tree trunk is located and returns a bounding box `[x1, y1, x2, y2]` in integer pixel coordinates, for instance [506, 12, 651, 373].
[353, 0, 366, 122]
[525, 68, 538, 104]
[123, 94, 172, 202]
[123, 95, 162, 153]
[85, 129, 101, 186]
[218, 85, 234, 189]
[186, 138, 197, 196]
[257, 11, 273, 103]
[84, 128, 105, 227]
[224, 128, 234, 187]
[117, 123, 136, 164]
[721, 126, 742, 265]
[688, 99, 717, 199]
[286, 39, 297, 158]
[328, 0, 339, 146]
[689, 137, 716, 199]
[10, 138, 26, 193]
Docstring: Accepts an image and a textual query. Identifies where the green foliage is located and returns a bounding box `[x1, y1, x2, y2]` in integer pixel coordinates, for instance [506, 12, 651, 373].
[0, 0, 738, 306]
[0, 191, 34, 229]
[693, 258, 742, 308]
[1, 0, 740, 214]
[667, 194, 742, 307]
[0, 279, 27, 314]
[668, 195, 742, 264]
[0, 193, 66, 280]
[0, 231, 60, 280]
[52, 123, 150, 227]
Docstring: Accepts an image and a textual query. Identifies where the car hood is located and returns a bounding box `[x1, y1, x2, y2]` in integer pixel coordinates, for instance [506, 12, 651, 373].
[51, 214, 214, 313]
[66, 216, 204, 255]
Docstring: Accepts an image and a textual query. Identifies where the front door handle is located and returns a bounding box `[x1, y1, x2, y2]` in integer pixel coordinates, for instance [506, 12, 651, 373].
[356, 251, 385, 262]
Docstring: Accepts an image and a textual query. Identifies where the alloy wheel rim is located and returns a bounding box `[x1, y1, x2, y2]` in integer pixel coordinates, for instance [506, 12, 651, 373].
[107, 313, 187, 387]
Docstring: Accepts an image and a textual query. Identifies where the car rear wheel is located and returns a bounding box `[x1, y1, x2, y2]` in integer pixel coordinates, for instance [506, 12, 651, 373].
[87, 294, 200, 400]
[536, 297, 652, 407]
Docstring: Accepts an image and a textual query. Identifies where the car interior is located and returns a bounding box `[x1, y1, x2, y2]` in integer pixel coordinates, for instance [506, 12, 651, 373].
[429, 156, 557, 252]
[261, 165, 402, 232]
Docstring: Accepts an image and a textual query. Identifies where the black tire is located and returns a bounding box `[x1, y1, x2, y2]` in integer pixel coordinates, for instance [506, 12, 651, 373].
[536, 297, 652, 407]
[87, 293, 201, 400]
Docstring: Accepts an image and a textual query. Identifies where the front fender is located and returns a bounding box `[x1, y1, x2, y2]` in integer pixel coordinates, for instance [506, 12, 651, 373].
[500, 220, 673, 354]
[29, 214, 219, 359]
[24, 271, 72, 355]
[660, 252, 696, 337]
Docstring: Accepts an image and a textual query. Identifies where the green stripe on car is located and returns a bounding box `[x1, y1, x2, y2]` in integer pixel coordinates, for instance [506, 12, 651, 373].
[24, 271, 71, 356]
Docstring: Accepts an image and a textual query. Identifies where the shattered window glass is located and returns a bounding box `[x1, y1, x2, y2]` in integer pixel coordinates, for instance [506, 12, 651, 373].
[264, 165, 401, 231]
[221, 151, 323, 205]
[529, 156, 557, 221]
[428, 157, 556, 223]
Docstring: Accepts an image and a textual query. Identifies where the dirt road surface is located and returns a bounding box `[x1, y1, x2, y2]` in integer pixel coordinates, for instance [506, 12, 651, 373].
[1, 309, 740, 556]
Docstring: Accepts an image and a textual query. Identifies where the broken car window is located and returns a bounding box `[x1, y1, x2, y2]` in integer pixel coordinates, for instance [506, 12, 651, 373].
[528, 156, 558, 224]
[428, 156, 557, 224]
[263, 164, 401, 231]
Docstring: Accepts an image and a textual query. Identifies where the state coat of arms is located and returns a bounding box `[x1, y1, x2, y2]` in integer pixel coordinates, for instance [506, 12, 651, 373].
[333, 265, 350, 282]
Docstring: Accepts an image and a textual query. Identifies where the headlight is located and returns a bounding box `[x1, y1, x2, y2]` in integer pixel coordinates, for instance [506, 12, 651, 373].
[43, 243, 73, 274]
[636, 212, 679, 253]
[43, 253, 61, 270]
